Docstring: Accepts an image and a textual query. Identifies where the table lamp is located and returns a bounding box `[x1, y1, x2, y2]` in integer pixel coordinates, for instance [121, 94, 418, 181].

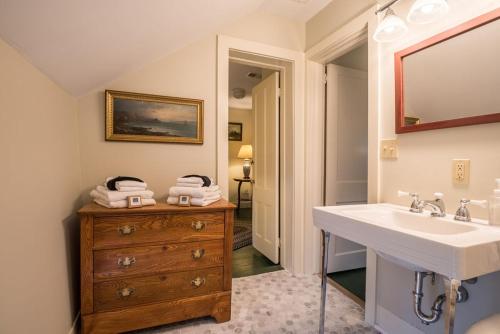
[237, 144, 253, 179]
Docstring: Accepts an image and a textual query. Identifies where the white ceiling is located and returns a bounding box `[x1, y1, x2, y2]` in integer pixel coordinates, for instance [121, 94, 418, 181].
[229, 62, 264, 110]
[0, 0, 331, 96]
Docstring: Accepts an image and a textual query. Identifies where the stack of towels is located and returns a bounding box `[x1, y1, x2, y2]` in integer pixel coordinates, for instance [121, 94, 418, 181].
[90, 176, 156, 208]
[167, 176, 221, 207]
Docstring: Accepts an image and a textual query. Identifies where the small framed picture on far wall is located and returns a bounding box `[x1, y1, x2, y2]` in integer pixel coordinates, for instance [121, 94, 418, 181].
[228, 122, 242, 141]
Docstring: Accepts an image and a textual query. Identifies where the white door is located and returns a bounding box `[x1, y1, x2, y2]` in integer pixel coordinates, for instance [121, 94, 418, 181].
[252, 72, 280, 264]
[325, 64, 368, 272]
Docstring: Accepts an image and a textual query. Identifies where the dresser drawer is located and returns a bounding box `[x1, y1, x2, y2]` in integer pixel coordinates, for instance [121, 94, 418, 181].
[94, 239, 224, 280]
[94, 267, 223, 312]
[93, 212, 225, 249]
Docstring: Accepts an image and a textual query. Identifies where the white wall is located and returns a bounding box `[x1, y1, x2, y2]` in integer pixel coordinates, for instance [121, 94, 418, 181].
[376, 1, 500, 333]
[228, 108, 253, 203]
[0, 38, 82, 334]
[77, 11, 305, 199]
[332, 43, 368, 72]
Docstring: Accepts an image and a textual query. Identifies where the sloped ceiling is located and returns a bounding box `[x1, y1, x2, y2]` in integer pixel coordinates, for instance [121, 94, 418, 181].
[0, 0, 331, 96]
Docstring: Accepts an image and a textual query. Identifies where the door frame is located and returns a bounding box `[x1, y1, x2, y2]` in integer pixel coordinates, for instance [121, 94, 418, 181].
[305, 4, 380, 324]
[216, 35, 305, 273]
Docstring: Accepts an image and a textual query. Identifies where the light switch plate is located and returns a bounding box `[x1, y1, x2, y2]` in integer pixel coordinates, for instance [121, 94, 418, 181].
[453, 159, 470, 185]
[380, 139, 398, 159]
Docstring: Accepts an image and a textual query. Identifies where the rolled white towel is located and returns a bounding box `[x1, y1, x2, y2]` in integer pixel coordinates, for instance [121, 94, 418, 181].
[176, 177, 204, 185]
[94, 198, 156, 209]
[176, 182, 203, 188]
[116, 180, 148, 188]
[191, 196, 221, 207]
[116, 186, 148, 192]
[167, 194, 221, 207]
[169, 185, 220, 198]
[91, 185, 154, 202]
[116, 180, 147, 189]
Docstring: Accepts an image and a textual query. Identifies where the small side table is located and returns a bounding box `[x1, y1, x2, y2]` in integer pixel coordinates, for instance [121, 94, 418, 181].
[233, 178, 254, 214]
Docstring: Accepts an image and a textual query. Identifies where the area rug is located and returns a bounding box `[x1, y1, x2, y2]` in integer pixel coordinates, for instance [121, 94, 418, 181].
[136, 270, 379, 334]
[233, 221, 252, 250]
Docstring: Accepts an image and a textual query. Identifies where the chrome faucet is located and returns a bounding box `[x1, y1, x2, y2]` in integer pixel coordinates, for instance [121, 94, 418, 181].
[454, 199, 488, 222]
[418, 193, 446, 217]
[399, 191, 446, 217]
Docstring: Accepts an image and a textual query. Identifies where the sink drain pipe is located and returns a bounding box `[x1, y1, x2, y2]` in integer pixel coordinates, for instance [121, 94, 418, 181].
[413, 271, 472, 325]
[413, 272, 446, 325]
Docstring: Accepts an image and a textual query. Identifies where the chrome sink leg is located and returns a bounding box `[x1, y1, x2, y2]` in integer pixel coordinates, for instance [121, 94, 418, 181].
[319, 230, 331, 334]
[443, 278, 461, 334]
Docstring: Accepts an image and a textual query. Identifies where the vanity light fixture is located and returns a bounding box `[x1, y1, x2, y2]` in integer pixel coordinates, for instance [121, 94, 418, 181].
[373, 0, 450, 42]
[407, 0, 449, 24]
[373, 7, 408, 43]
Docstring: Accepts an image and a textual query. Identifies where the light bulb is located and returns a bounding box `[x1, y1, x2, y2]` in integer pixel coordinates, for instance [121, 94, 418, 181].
[407, 0, 449, 24]
[420, 4, 435, 14]
[373, 8, 408, 43]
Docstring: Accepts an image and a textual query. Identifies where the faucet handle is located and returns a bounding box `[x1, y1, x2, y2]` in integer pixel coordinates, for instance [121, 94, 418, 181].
[398, 190, 419, 199]
[461, 199, 488, 208]
[455, 199, 487, 222]
[399, 190, 422, 213]
[433, 192, 444, 199]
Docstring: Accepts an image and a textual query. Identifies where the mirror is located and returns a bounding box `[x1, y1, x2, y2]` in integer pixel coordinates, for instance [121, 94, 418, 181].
[395, 8, 500, 133]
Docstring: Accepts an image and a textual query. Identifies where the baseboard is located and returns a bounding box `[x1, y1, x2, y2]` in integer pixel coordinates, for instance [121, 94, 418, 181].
[375, 306, 423, 334]
[68, 311, 81, 334]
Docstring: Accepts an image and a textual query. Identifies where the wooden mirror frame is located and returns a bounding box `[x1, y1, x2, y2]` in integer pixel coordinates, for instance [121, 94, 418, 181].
[395, 8, 500, 134]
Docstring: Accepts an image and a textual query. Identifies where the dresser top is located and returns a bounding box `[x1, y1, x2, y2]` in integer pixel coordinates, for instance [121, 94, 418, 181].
[78, 198, 235, 215]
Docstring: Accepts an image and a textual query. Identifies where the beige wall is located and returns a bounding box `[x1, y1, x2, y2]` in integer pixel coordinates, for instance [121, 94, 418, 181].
[228, 108, 254, 204]
[0, 38, 82, 333]
[77, 11, 305, 201]
[306, 0, 376, 49]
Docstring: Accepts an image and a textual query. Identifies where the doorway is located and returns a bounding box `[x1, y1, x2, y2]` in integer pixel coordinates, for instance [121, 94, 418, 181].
[227, 60, 283, 278]
[324, 42, 369, 303]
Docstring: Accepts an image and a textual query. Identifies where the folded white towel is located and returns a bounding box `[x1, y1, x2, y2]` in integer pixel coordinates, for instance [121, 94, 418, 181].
[176, 177, 204, 185]
[176, 182, 203, 188]
[91, 185, 154, 202]
[116, 180, 147, 190]
[94, 198, 156, 208]
[116, 186, 148, 192]
[167, 195, 221, 207]
[169, 186, 220, 198]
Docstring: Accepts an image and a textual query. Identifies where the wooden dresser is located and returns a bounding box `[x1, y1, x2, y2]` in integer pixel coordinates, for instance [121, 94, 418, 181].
[78, 200, 235, 334]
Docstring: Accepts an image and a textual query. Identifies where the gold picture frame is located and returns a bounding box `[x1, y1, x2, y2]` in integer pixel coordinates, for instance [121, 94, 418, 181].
[105, 90, 204, 144]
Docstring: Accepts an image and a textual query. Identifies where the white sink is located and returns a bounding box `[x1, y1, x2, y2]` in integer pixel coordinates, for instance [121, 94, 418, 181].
[313, 203, 500, 279]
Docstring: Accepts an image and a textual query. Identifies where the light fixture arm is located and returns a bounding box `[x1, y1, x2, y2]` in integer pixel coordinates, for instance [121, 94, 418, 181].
[375, 0, 402, 15]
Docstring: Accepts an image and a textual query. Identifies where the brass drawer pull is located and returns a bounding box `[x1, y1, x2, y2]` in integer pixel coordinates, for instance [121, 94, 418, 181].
[118, 225, 136, 235]
[191, 249, 205, 260]
[117, 256, 136, 268]
[117, 287, 135, 298]
[191, 221, 206, 232]
[191, 276, 206, 288]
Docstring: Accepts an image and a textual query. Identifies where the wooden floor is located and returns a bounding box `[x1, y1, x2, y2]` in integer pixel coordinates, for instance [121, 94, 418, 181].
[232, 246, 282, 278]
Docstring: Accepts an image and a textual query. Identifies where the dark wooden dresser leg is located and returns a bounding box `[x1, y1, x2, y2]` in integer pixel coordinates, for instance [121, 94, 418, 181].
[212, 293, 232, 323]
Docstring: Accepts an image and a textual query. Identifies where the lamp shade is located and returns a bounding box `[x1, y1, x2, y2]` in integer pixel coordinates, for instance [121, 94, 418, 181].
[407, 0, 449, 24]
[237, 145, 253, 159]
[373, 8, 408, 43]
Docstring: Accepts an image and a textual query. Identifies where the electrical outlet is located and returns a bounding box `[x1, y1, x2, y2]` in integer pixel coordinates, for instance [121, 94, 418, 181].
[380, 139, 398, 159]
[453, 159, 470, 185]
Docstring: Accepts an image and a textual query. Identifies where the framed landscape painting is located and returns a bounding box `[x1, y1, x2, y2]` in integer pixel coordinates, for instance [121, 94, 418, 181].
[105, 90, 203, 144]
[228, 122, 243, 141]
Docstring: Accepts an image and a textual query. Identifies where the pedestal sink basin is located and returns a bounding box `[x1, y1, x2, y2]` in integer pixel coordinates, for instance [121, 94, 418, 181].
[313, 203, 500, 279]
